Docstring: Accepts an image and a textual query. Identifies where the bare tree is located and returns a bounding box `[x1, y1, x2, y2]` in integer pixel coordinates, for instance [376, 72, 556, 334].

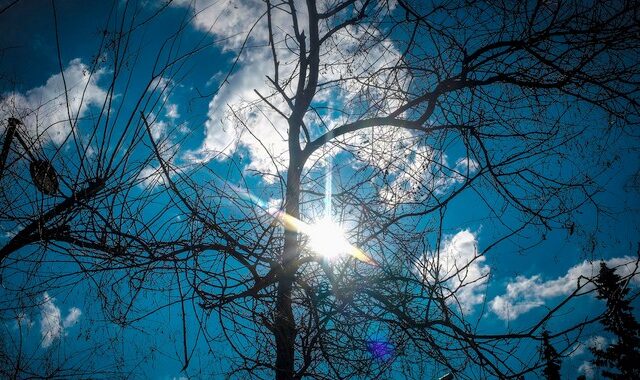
[1, 0, 639, 379]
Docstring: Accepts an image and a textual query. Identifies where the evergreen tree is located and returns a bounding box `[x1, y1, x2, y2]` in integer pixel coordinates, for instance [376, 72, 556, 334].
[541, 330, 561, 380]
[591, 262, 640, 379]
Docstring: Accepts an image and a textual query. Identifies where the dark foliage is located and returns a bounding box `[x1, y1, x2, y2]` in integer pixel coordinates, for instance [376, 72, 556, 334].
[541, 330, 561, 380]
[591, 262, 640, 379]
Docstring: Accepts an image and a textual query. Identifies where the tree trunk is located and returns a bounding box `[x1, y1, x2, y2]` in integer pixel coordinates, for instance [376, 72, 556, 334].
[275, 163, 301, 380]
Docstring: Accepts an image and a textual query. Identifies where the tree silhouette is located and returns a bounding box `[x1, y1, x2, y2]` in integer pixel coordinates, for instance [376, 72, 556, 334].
[0, 0, 639, 379]
[591, 262, 640, 379]
[541, 330, 561, 380]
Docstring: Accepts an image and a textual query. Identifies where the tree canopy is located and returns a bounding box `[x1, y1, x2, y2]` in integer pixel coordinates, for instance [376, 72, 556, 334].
[0, 0, 639, 379]
[591, 262, 640, 379]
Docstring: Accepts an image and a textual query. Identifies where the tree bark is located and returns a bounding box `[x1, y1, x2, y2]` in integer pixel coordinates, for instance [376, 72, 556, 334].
[275, 161, 301, 380]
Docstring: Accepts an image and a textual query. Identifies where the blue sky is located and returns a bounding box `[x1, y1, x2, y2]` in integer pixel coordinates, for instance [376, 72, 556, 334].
[0, 0, 639, 379]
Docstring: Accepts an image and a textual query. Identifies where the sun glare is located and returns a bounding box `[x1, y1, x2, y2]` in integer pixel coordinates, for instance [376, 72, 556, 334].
[308, 217, 352, 260]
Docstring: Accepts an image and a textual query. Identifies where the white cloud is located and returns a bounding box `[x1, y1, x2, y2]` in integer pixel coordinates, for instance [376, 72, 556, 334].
[455, 157, 480, 177]
[139, 112, 184, 189]
[189, 48, 290, 179]
[137, 159, 187, 189]
[39, 292, 81, 348]
[174, 0, 296, 180]
[40, 293, 62, 348]
[63, 307, 82, 328]
[150, 119, 168, 140]
[490, 256, 640, 321]
[2, 226, 19, 239]
[174, 1, 425, 184]
[173, 0, 479, 213]
[14, 311, 34, 329]
[578, 361, 595, 379]
[172, 0, 271, 49]
[150, 76, 172, 91]
[177, 123, 191, 134]
[138, 165, 169, 188]
[588, 335, 608, 351]
[166, 103, 180, 120]
[339, 130, 479, 208]
[417, 230, 490, 313]
[570, 335, 608, 358]
[0, 58, 106, 146]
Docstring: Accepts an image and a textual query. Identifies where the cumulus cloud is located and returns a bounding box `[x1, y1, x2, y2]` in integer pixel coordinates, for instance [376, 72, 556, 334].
[192, 48, 290, 178]
[63, 307, 82, 328]
[166, 103, 180, 120]
[578, 361, 595, 379]
[417, 230, 490, 313]
[138, 165, 178, 188]
[138, 110, 185, 189]
[0, 58, 106, 146]
[39, 292, 81, 348]
[174, 1, 426, 183]
[490, 256, 640, 321]
[173, 0, 291, 178]
[150, 119, 168, 141]
[137, 134, 185, 188]
[173, 0, 479, 214]
[172, 0, 271, 49]
[455, 157, 480, 177]
[569, 335, 608, 358]
[375, 141, 479, 206]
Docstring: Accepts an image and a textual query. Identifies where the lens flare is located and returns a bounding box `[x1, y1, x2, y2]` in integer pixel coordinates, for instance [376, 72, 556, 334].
[366, 337, 394, 361]
[220, 177, 377, 265]
[308, 217, 351, 260]
[273, 212, 377, 265]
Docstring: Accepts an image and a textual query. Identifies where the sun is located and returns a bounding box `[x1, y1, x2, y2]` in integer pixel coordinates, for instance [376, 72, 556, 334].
[307, 217, 352, 260]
